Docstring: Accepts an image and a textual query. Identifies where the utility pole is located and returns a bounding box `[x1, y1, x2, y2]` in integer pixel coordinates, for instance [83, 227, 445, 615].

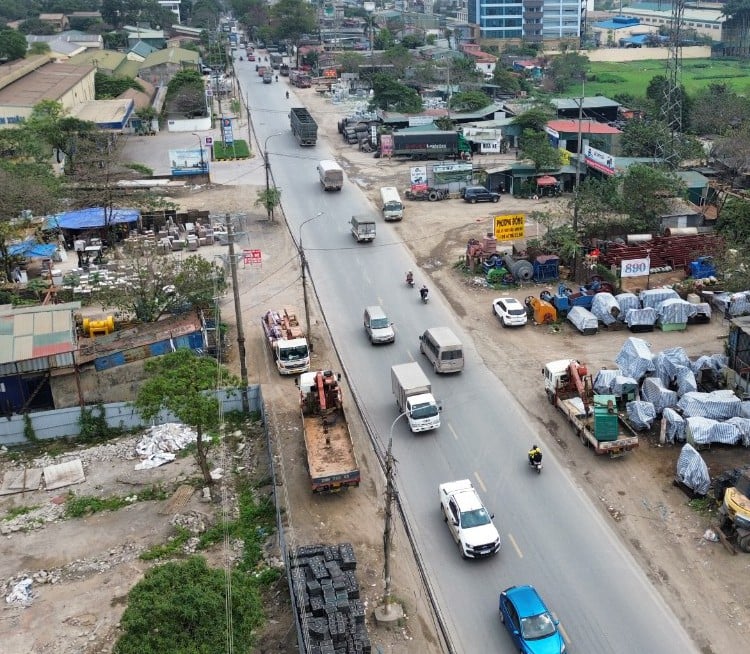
[225, 214, 250, 412]
[572, 91, 584, 282]
[298, 212, 323, 354]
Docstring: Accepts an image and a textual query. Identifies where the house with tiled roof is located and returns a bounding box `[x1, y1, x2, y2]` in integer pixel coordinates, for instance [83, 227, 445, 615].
[128, 40, 158, 62]
[39, 13, 69, 32]
[138, 47, 200, 85]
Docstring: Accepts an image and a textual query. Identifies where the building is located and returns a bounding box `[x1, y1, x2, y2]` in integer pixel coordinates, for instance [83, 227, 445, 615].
[70, 98, 135, 131]
[123, 26, 166, 50]
[591, 15, 659, 47]
[38, 13, 70, 32]
[26, 36, 85, 60]
[138, 47, 200, 86]
[460, 43, 497, 76]
[0, 58, 95, 128]
[619, 6, 726, 42]
[467, 0, 581, 44]
[158, 0, 182, 23]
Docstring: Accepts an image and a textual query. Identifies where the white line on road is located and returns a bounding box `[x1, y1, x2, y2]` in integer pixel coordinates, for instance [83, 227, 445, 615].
[447, 423, 459, 441]
[474, 472, 486, 493]
[507, 533, 523, 559]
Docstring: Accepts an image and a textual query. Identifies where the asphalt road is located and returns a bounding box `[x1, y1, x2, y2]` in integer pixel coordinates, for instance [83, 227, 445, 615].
[239, 56, 701, 654]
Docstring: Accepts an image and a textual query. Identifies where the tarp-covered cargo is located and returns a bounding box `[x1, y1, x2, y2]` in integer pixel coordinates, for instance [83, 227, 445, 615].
[567, 306, 598, 334]
[593, 369, 620, 394]
[615, 337, 655, 380]
[677, 390, 742, 420]
[640, 377, 678, 415]
[615, 292, 640, 318]
[590, 293, 620, 326]
[653, 347, 691, 386]
[657, 298, 697, 324]
[675, 444, 710, 496]
[686, 416, 742, 446]
[725, 417, 750, 447]
[662, 408, 685, 443]
[712, 291, 750, 317]
[624, 307, 657, 329]
[627, 400, 656, 430]
[640, 287, 680, 309]
[674, 365, 697, 396]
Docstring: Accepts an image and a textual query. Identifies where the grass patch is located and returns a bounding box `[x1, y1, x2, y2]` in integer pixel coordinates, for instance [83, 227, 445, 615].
[213, 140, 251, 160]
[3, 505, 40, 521]
[198, 482, 275, 573]
[65, 485, 168, 518]
[688, 497, 716, 515]
[140, 526, 192, 560]
[580, 59, 750, 99]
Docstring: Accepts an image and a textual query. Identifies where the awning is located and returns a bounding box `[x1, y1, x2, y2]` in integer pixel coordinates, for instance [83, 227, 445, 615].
[44, 207, 140, 230]
[536, 175, 559, 187]
[7, 240, 58, 259]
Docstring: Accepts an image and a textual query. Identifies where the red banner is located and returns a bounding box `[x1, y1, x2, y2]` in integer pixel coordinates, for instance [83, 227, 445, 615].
[243, 249, 262, 266]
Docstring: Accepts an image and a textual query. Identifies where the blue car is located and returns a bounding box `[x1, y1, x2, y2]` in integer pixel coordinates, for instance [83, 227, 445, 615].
[498, 585, 566, 654]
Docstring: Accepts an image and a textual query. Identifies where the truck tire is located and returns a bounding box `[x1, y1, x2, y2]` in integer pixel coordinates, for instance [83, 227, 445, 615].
[578, 429, 589, 447]
[428, 191, 439, 202]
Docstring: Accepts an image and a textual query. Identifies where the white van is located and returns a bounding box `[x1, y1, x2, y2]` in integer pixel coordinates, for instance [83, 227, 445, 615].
[380, 186, 404, 221]
[317, 160, 344, 191]
[419, 327, 464, 374]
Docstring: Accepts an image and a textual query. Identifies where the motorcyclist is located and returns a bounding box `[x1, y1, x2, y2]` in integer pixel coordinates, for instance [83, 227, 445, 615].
[275, 75, 279, 82]
[528, 444, 543, 465]
[406, 270, 414, 285]
[419, 285, 429, 301]
[285, 90, 289, 99]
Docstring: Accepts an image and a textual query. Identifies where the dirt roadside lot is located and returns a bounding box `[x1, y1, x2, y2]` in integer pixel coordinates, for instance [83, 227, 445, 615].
[1, 83, 748, 654]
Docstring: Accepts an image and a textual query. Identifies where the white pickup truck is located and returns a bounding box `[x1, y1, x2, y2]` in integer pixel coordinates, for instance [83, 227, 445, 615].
[439, 479, 501, 559]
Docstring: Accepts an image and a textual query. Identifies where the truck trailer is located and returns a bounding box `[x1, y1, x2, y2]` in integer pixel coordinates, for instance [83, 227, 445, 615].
[378, 131, 471, 160]
[297, 370, 360, 493]
[391, 362, 441, 432]
[290, 107, 318, 146]
[543, 359, 639, 457]
[261, 308, 310, 375]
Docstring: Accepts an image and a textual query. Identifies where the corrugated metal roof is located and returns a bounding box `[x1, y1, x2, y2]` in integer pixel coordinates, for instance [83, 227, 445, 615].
[0, 303, 79, 367]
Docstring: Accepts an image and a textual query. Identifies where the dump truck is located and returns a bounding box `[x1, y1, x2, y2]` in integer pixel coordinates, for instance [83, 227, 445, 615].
[378, 131, 471, 160]
[261, 307, 310, 375]
[296, 370, 360, 493]
[543, 359, 639, 457]
[391, 362, 441, 433]
[290, 107, 317, 146]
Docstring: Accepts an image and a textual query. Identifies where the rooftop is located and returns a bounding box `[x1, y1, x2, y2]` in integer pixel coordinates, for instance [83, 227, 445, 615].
[547, 119, 622, 135]
[140, 47, 200, 68]
[550, 97, 620, 110]
[70, 99, 134, 126]
[0, 303, 80, 366]
[0, 62, 94, 108]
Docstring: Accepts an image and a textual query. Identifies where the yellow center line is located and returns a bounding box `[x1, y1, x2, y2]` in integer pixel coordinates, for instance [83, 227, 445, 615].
[507, 532, 523, 559]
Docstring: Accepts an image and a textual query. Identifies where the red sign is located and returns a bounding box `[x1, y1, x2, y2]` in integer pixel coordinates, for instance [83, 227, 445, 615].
[243, 249, 262, 266]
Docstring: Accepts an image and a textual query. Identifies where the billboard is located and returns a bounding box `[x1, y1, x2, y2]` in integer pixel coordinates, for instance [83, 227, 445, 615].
[494, 214, 525, 241]
[621, 258, 650, 278]
[585, 145, 616, 175]
[221, 117, 234, 145]
[169, 148, 208, 176]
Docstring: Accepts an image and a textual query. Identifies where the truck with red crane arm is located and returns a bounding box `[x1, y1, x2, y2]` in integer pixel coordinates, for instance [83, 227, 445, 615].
[296, 370, 360, 493]
[543, 359, 639, 457]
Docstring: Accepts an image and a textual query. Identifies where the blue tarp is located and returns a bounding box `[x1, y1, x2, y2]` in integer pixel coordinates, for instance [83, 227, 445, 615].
[45, 207, 140, 230]
[7, 240, 58, 259]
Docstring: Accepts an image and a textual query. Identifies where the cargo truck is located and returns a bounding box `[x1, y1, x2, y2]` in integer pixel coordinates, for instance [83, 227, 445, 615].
[350, 215, 376, 242]
[378, 131, 471, 160]
[296, 370, 360, 493]
[543, 359, 639, 457]
[391, 362, 441, 432]
[290, 107, 318, 146]
[270, 52, 283, 69]
[261, 307, 310, 375]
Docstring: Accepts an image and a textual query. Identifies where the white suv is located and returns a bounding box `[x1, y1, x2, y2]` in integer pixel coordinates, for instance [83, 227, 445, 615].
[439, 479, 501, 559]
[492, 297, 528, 327]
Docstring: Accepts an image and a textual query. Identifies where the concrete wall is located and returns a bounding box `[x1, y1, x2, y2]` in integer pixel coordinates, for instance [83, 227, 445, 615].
[166, 115, 212, 132]
[582, 45, 711, 62]
[50, 360, 151, 408]
[58, 67, 96, 112]
[0, 386, 261, 447]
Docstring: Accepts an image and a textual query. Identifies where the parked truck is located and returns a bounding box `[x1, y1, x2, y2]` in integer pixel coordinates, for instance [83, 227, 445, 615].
[296, 370, 360, 493]
[270, 52, 283, 69]
[290, 70, 312, 88]
[543, 359, 639, 457]
[378, 131, 471, 160]
[391, 362, 441, 432]
[261, 307, 310, 375]
[290, 107, 318, 146]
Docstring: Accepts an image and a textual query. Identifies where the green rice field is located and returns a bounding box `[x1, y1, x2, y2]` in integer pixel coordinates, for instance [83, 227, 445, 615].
[581, 58, 750, 99]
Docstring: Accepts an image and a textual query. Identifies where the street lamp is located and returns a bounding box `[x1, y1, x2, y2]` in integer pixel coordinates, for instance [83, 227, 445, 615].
[298, 211, 324, 352]
[192, 133, 206, 174]
[374, 411, 408, 624]
[263, 132, 284, 220]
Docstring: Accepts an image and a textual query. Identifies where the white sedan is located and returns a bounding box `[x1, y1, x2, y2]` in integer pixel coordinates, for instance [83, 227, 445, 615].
[492, 297, 528, 327]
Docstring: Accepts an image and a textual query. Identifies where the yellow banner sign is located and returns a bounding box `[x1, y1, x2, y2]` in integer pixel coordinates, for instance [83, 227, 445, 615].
[494, 214, 525, 241]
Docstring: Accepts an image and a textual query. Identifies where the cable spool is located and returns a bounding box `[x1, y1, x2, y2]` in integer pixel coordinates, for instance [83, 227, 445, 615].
[82, 316, 115, 338]
[503, 255, 533, 282]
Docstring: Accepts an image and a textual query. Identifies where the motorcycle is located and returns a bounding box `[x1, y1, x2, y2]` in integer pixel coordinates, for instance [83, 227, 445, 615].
[406, 274, 414, 288]
[528, 456, 543, 474]
[285, 91, 289, 99]
[420, 288, 429, 303]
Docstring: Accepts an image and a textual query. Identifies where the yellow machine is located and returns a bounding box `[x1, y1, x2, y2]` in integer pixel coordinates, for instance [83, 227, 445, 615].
[524, 296, 557, 325]
[82, 316, 115, 338]
[718, 472, 750, 553]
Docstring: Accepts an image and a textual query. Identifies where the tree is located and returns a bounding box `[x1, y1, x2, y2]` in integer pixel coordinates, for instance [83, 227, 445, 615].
[337, 51, 365, 74]
[690, 83, 750, 136]
[400, 34, 424, 49]
[492, 67, 521, 95]
[722, 0, 750, 56]
[255, 187, 282, 221]
[374, 27, 395, 50]
[0, 28, 27, 61]
[381, 44, 414, 78]
[270, 0, 316, 64]
[518, 129, 562, 172]
[569, 176, 628, 240]
[370, 73, 422, 113]
[618, 164, 685, 233]
[114, 556, 263, 654]
[512, 106, 554, 133]
[548, 52, 589, 93]
[449, 90, 491, 112]
[712, 125, 750, 186]
[18, 18, 55, 34]
[134, 350, 239, 487]
[621, 118, 704, 162]
[27, 41, 51, 55]
[166, 70, 207, 118]
[92, 240, 226, 322]
[716, 196, 750, 246]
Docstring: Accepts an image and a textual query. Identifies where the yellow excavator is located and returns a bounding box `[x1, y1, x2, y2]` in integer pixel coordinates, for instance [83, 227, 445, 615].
[716, 471, 750, 554]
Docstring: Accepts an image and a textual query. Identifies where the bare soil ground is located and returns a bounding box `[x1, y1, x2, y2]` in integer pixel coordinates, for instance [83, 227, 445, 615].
[1, 83, 748, 654]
